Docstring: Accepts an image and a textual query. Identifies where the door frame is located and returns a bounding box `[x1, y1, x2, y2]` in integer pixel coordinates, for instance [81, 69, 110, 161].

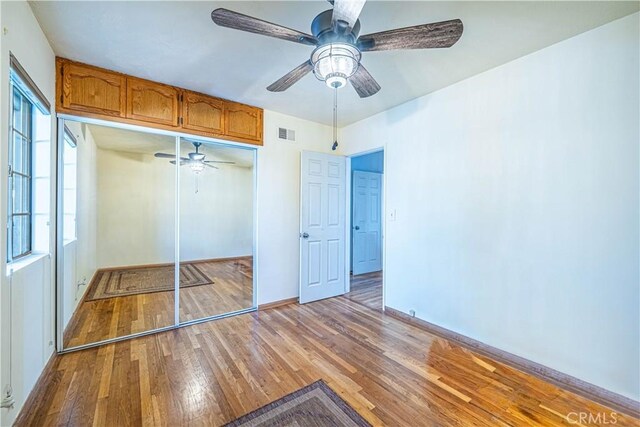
[344, 147, 386, 310]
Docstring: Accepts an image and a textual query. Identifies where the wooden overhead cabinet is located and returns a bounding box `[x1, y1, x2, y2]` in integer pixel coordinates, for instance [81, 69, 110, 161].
[56, 58, 263, 145]
[126, 77, 180, 127]
[225, 102, 263, 143]
[58, 60, 126, 118]
[181, 91, 225, 136]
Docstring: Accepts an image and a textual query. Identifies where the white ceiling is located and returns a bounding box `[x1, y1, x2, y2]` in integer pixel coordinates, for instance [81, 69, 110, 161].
[85, 122, 255, 167]
[31, 1, 638, 126]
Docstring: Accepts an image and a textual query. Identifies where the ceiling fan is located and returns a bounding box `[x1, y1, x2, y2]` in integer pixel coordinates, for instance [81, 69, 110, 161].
[154, 141, 235, 174]
[211, 0, 463, 98]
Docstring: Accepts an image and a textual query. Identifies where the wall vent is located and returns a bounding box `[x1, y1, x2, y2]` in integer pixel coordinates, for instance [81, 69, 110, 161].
[278, 127, 296, 141]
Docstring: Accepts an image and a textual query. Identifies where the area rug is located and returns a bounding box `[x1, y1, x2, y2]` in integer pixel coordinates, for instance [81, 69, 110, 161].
[85, 263, 212, 301]
[224, 380, 371, 427]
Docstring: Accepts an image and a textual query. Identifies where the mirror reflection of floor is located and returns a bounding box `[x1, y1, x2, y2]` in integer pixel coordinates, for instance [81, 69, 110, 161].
[344, 271, 382, 311]
[63, 257, 253, 348]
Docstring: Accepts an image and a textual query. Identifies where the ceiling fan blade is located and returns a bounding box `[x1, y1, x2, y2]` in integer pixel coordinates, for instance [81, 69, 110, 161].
[204, 160, 235, 164]
[155, 152, 175, 158]
[332, 0, 366, 31]
[267, 61, 313, 92]
[350, 64, 380, 98]
[169, 160, 188, 165]
[203, 163, 219, 169]
[211, 8, 317, 46]
[357, 19, 463, 51]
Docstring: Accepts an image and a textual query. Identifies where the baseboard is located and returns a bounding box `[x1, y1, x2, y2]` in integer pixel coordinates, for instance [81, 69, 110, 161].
[97, 255, 252, 272]
[259, 297, 298, 311]
[384, 306, 640, 419]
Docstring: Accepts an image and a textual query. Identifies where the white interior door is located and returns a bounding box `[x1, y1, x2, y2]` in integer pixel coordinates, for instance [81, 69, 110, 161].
[299, 151, 346, 304]
[351, 171, 382, 275]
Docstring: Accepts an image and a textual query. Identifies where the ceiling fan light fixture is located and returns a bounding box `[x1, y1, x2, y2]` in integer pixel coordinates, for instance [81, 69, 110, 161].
[190, 162, 205, 174]
[311, 43, 360, 89]
[326, 74, 347, 89]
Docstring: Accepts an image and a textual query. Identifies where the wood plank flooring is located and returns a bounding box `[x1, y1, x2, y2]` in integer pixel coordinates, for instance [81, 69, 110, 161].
[64, 258, 253, 348]
[19, 279, 639, 426]
[345, 271, 383, 310]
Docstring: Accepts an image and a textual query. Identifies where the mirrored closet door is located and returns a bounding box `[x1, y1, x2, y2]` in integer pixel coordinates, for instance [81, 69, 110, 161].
[178, 137, 255, 323]
[58, 120, 177, 349]
[57, 119, 257, 351]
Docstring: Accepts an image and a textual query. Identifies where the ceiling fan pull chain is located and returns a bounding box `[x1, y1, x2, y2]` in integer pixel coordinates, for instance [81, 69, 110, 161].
[332, 86, 339, 151]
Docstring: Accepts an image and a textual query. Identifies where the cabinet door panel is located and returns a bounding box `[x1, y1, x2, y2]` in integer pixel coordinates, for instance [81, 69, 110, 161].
[225, 102, 263, 143]
[182, 91, 224, 135]
[61, 61, 125, 117]
[126, 78, 179, 126]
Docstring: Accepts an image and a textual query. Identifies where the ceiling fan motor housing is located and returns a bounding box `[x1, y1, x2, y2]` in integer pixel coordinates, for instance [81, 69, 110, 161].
[311, 9, 361, 44]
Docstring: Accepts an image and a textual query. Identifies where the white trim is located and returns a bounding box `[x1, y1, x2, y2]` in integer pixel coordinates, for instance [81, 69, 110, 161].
[252, 148, 258, 309]
[381, 145, 387, 310]
[55, 118, 64, 352]
[344, 156, 351, 293]
[174, 136, 180, 326]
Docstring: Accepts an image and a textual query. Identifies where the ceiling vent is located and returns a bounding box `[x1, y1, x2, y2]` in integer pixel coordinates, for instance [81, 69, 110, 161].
[278, 127, 296, 141]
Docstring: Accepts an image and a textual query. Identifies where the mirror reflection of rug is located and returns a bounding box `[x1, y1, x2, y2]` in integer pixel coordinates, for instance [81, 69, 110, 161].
[224, 380, 371, 427]
[85, 263, 212, 301]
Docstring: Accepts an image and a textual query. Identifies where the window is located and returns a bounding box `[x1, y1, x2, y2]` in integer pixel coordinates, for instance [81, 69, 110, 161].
[9, 86, 34, 260]
[63, 127, 77, 242]
[7, 54, 51, 262]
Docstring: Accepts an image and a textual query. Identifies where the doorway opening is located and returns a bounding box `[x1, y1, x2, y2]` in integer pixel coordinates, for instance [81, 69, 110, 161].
[346, 149, 383, 311]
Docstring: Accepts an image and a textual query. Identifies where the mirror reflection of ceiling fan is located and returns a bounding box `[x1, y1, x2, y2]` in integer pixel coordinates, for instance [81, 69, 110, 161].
[211, 0, 463, 97]
[154, 141, 235, 174]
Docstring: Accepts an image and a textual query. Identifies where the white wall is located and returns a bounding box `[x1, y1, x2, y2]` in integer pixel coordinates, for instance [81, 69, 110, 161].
[0, 1, 57, 425]
[341, 13, 640, 401]
[256, 111, 336, 304]
[179, 154, 253, 263]
[96, 147, 253, 268]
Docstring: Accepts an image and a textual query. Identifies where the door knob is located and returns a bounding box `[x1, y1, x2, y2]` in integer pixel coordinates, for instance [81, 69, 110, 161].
[301, 232, 309, 239]
[354, 226, 360, 230]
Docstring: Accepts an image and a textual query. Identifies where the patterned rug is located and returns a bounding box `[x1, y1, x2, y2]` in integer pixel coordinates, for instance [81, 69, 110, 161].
[224, 380, 371, 427]
[85, 263, 212, 301]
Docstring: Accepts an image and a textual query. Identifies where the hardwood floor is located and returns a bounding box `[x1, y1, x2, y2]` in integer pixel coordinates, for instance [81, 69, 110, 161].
[19, 284, 639, 426]
[64, 258, 253, 348]
[345, 271, 383, 310]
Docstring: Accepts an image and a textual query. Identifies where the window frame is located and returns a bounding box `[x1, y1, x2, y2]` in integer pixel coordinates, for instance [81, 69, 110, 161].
[7, 53, 50, 263]
[8, 82, 35, 261]
[62, 125, 78, 243]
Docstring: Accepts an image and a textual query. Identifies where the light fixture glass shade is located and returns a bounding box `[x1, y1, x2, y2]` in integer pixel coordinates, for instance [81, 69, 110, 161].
[311, 43, 361, 89]
[190, 162, 205, 174]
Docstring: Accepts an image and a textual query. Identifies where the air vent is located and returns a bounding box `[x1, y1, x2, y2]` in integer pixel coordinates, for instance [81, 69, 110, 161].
[278, 127, 296, 141]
